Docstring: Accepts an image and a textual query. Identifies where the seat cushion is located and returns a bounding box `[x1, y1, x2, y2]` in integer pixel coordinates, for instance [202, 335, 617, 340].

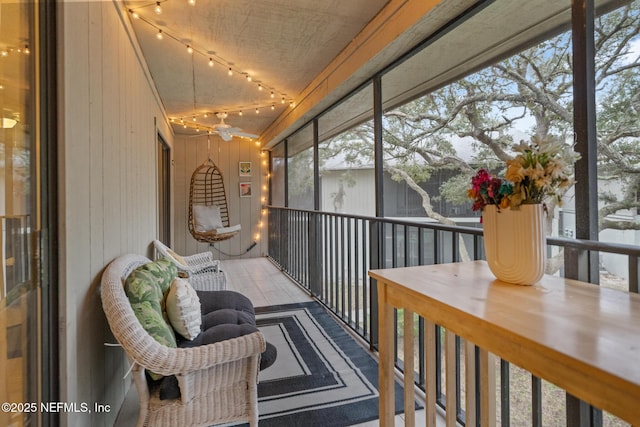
[197, 290, 255, 320]
[158, 290, 277, 400]
[193, 204, 223, 232]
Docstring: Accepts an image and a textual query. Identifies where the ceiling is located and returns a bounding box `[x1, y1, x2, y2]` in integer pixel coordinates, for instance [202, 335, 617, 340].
[124, 0, 391, 144]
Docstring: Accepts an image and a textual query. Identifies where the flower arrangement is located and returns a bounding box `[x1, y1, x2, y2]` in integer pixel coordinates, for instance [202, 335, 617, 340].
[468, 135, 581, 211]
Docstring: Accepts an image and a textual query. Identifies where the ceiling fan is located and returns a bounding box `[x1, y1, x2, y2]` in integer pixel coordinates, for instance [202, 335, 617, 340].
[210, 112, 258, 141]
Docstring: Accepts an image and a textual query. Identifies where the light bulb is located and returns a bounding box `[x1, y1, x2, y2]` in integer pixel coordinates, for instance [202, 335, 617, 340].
[156, 29, 163, 40]
[187, 45, 193, 54]
[154, 2, 162, 14]
[289, 101, 294, 108]
[203, 113, 208, 118]
[192, 116, 196, 122]
[281, 97, 285, 104]
[24, 45, 30, 54]
[239, 111, 243, 116]
[246, 74, 252, 82]
[271, 104, 275, 110]
[270, 91, 275, 98]
[129, 10, 139, 19]
[228, 67, 233, 76]
[208, 58, 214, 67]
[255, 108, 259, 114]
[258, 83, 263, 91]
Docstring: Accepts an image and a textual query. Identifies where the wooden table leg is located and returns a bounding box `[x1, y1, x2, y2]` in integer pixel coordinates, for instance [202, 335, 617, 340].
[479, 348, 496, 426]
[378, 281, 395, 426]
[465, 340, 477, 427]
[424, 320, 436, 427]
[445, 329, 457, 427]
[403, 309, 415, 427]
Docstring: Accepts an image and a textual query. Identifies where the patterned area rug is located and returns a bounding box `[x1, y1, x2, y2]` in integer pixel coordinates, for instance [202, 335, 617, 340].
[234, 301, 412, 427]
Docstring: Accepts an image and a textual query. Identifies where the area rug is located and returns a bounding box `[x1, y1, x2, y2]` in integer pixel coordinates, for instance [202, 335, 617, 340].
[233, 301, 413, 427]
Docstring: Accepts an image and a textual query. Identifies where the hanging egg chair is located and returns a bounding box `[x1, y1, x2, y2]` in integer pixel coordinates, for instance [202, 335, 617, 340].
[188, 136, 241, 243]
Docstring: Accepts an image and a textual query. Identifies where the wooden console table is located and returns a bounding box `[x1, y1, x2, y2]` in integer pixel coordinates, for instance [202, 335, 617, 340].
[369, 261, 640, 426]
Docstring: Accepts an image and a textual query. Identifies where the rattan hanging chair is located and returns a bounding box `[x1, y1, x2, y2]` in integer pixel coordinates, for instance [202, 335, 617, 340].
[188, 136, 241, 243]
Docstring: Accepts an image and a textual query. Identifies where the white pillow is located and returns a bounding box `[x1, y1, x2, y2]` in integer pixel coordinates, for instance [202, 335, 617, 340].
[193, 204, 223, 232]
[166, 277, 202, 340]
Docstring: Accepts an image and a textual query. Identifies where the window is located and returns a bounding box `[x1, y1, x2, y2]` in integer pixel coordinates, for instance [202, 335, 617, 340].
[287, 124, 314, 210]
[318, 84, 375, 216]
[0, 1, 48, 424]
[270, 142, 286, 207]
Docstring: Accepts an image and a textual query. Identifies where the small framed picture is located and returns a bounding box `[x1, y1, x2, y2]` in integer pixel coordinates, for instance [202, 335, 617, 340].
[239, 162, 252, 177]
[240, 182, 252, 197]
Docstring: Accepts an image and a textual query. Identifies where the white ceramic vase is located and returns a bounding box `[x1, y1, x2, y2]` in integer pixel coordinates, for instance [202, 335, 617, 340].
[482, 204, 546, 285]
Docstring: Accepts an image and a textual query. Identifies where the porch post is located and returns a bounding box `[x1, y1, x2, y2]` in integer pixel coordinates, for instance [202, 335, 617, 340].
[567, 0, 602, 425]
[370, 74, 384, 350]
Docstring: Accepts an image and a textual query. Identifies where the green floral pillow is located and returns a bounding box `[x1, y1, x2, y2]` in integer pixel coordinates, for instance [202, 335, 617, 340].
[124, 257, 178, 379]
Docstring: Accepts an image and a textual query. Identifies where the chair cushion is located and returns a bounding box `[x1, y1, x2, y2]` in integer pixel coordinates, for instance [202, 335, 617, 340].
[166, 278, 202, 340]
[193, 204, 223, 232]
[167, 249, 188, 266]
[197, 290, 255, 320]
[158, 291, 275, 400]
[124, 257, 178, 380]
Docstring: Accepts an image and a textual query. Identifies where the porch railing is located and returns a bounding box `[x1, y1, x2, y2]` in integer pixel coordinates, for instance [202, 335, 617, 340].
[266, 206, 640, 427]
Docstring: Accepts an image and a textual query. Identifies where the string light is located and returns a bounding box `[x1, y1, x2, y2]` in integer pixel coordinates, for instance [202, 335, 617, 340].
[128, 9, 297, 134]
[126, 8, 295, 111]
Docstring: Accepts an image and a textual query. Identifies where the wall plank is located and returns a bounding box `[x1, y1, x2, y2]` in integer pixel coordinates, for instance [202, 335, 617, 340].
[60, 2, 173, 426]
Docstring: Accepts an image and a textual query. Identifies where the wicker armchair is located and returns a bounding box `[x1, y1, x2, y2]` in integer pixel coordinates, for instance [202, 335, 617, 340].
[152, 240, 227, 291]
[101, 254, 265, 427]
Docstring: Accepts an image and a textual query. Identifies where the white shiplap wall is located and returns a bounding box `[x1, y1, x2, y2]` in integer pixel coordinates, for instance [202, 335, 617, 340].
[59, 2, 173, 426]
[173, 134, 268, 260]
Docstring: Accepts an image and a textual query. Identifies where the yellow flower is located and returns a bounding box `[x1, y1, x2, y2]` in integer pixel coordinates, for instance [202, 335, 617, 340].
[505, 159, 525, 183]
